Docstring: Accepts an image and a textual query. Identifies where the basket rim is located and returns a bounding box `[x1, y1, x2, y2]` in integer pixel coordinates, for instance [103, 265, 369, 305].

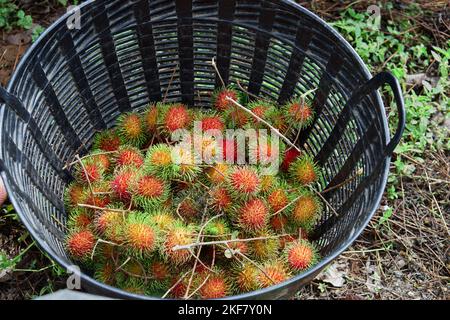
[2, 0, 391, 300]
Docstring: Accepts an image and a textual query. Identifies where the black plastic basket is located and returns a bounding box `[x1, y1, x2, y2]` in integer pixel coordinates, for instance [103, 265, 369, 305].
[0, 0, 405, 299]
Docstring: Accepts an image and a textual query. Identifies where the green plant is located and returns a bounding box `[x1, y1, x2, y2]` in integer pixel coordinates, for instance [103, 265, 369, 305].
[0, 0, 33, 31]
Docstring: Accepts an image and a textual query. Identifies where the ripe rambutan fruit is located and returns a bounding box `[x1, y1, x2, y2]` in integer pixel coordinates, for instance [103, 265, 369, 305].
[204, 218, 230, 236]
[131, 174, 169, 210]
[66, 229, 96, 262]
[257, 260, 290, 288]
[175, 194, 200, 221]
[91, 151, 113, 173]
[205, 163, 230, 185]
[115, 146, 144, 168]
[212, 87, 239, 112]
[198, 271, 230, 299]
[284, 99, 314, 129]
[270, 214, 289, 233]
[95, 209, 124, 243]
[117, 112, 147, 148]
[248, 136, 283, 165]
[267, 186, 290, 213]
[248, 231, 280, 261]
[162, 223, 195, 265]
[234, 263, 261, 293]
[291, 190, 322, 229]
[247, 101, 277, 128]
[169, 276, 188, 298]
[83, 181, 112, 209]
[147, 259, 172, 291]
[209, 186, 232, 212]
[284, 239, 318, 272]
[122, 213, 159, 257]
[161, 103, 191, 133]
[145, 144, 179, 179]
[270, 110, 289, 133]
[226, 108, 250, 128]
[67, 209, 93, 230]
[260, 175, 277, 194]
[281, 148, 302, 172]
[111, 167, 137, 201]
[200, 114, 225, 132]
[289, 155, 320, 186]
[74, 158, 105, 184]
[93, 129, 121, 152]
[171, 144, 201, 182]
[237, 198, 269, 233]
[94, 260, 116, 286]
[64, 182, 85, 209]
[143, 104, 159, 134]
[227, 166, 260, 199]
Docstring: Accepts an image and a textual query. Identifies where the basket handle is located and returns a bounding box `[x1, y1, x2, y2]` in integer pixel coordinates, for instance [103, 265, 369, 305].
[358, 72, 406, 156]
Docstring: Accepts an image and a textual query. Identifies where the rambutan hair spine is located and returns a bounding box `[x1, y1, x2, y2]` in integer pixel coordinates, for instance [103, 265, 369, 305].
[283, 239, 319, 272]
[116, 112, 148, 148]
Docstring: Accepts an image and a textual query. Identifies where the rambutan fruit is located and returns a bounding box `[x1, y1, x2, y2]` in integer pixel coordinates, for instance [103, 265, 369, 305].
[290, 190, 322, 229]
[91, 151, 113, 173]
[237, 198, 269, 233]
[209, 186, 232, 212]
[148, 259, 172, 291]
[171, 144, 201, 182]
[145, 144, 180, 180]
[162, 223, 196, 265]
[270, 110, 289, 133]
[67, 209, 93, 230]
[200, 114, 225, 132]
[84, 181, 112, 209]
[169, 276, 188, 298]
[226, 108, 250, 128]
[281, 148, 302, 172]
[160, 103, 192, 134]
[278, 234, 297, 250]
[143, 104, 159, 134]
[288, 154, 320, 186]
[248, 136, 283, 166]
[204, 218, 230, 236]
[247, 101, 277, 128]
[257, 260, 290, 288]
[270, 214, 289, 233]
[148, 211, 177, 232]
[284, 99, 314, 129]
[122, 213, 159, 257]
[94, 260, 116, 286]
[267, 185, 290, 213]
[74, 158, 105, 184]
[131, 174, 169, 210]
[117, 112, 147, 148]
[111, 167, 137, 201]
[95, 209, 124, 243]
[198, 271, 230, 299]
[175, 195, 200, 221]
[205, 163, 230, 185]
[212, 87, 239, 112]
[64, 182, 86, 209]
[227, 166, 260, 199]
[93, 129, 121, 152]
[115, 146, 144, 169]
[66, 229, 96, 262]
[284, 239, 318, 272]
[260, 175, 277, 194]
[234, 263, 261, 293]
[248, 231, 280, 261]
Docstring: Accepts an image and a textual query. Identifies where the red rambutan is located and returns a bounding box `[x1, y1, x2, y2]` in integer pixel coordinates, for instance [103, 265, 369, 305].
[238, 199, 269, 233]
[163, 104, 191, 133]
[212, 88, 238, 112]
[281, 148, 302, 172]
[284, 99, 314, 129]
[66, 230, 96, 261]
[201, 115, 225, 132]
[111, 167, 136, 201]
[123, 213, 159, 257]
[267, 187, 289, 213]
[68, 209, 93, 230]
[270, 214, 289, 233]
[95, 209, 124, 242]
[116, 146, 144, 168]
[75, 159, 104, 184]
[257, 261, 290, 288]
[289, 155, 320, 186]
[163, 223, 195, 265]
[198, 272, 230, 299]
[132, 174, 169, 210]
[227, 166, 260, 199]
[209, 186, 232, 212]
[93, 129, 121, 152]
[291, 191, 322, 229]
[205, 163, 230, 185]
[117, 112, 147, 148]
[285, 239, 318, 271]
[64, 182, 85, 209]
[144, 104, 159, 133]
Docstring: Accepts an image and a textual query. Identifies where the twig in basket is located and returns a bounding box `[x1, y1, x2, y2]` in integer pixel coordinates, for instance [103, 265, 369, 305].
[161, 271, 190, 299]
[77, 203, 128, 213]
[211, 57, 225, 88]
[163, 64, 178, 103]
[320, 168, 364, 194]
[312, 188, 339, 217]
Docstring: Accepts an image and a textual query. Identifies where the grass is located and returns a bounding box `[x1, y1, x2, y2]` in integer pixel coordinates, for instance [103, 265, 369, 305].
[0, 1, 448, 299]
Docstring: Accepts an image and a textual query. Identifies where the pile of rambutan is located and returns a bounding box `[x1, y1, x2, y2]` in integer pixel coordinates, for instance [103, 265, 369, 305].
[64, 86, 324, 299]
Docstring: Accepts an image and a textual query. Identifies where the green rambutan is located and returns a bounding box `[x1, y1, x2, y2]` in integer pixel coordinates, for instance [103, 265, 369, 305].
[148, 211, 177, 232]
[284, 239, 318, 272]
[257, 260, 290, 288]
[162, 223, 195, 265]
[289, 154, 320, 186]
[283, 99, 314, 129]
[115, 146, 144, 169]
[212, 87, 239, 112]
[95, 209, 124, 243]
[248, 231, 280, 261]
[93, 129, 122, 152]
[259, 175, 277, 194]
[122, 213, 159, 258]
[205, 163, 230, 185]
[290, 190, 322, 229]
[145, 144, 180, 180]
[91, 151, 113, 173]
[209, 186, 232, 213]
[66, 229, 96, 262]
[198, 270, 230, 299]
[204, 218, 230, 236]
[131, 174, 169, 210]
[64, 182, 85, 209]
[233, 263, 261, 293]
[237, 198, 269, 233]
[171, 144, 201, 182]
[227, 166, 260, 199]
[270, 110, 289, 134]
[117, 112, 147, 148]
[94, 260, 116, 286]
